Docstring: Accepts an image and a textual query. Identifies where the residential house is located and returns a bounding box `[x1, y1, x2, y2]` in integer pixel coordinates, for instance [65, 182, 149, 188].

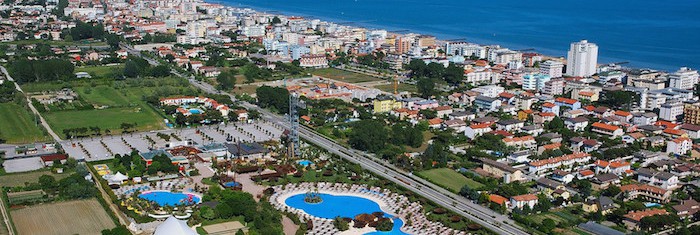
[465, 123, 493, 139]
[443, 119, 467, 132]
[474, 96, 501, 111]
[489, 194, 510, 208]
[427, 118, 443, 129]
[434, 106, 453, 118]
[672, 199, 700, 219]
[554, 97, 582, 110]
[591, 122, 624, 137]
[496, 119, 525, 132]
[449, 111, 475, 121]
[614, 110, 633, 123]
[510, 194, 539, 210]
[633, 112, 658, 126]
[565, 117, 589, 131]
[680, 124, 700, 139]
[550, 170, 575, 184]
[623, 209, 669, 230]
[528, 152, 591, 176]
[667, 137, 692, 156]
[480, 158, 526, 183]
[594, 160, 632, 176]
[507, 151, 531, 164]
[636, 168, 679, 190]
[541, 102, 560, 116]
[536, 177, 568, 199]
[591, 173, 620, 190]
[412, 100, 439, 110]
[521, 125, 544, 136]
[533, 112, 556, 124]
[583, 196, 616, 215]
[502, 136, 536, 150]
[372, 97, 403, 113]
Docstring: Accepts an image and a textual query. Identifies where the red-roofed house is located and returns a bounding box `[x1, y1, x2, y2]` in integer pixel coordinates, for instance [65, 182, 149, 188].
[594, 160, 631, 176]
[591, 122, 624, 137]
[623, 209, 669, 230]
[554, 97, 581, 110]
[667, 137, 692, 156]
[465, 123, 493, 139]
[510, 194, 539, 210]
[40, 154, 68, 167]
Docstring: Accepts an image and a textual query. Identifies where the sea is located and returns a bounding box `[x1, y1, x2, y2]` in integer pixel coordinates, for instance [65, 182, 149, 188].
[220, 0, 700, 71]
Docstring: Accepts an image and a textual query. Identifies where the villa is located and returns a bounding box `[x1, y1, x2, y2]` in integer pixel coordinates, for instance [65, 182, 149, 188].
[510, 194, 538, 210]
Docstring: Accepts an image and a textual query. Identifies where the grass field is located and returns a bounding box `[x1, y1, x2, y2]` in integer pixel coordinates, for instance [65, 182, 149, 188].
[0, 170, 71, 187]
[417, 168, 484, 192]
[374, 83, 418, 93]
[1, 39, 108, 47]
[75, 65, 124, 79]
[43, 105, 164, 136]
[11, 199, 115, 235]
[312, 68, 383, 83]
[0, 103, 49, 144]
[23, 77, 195, 137]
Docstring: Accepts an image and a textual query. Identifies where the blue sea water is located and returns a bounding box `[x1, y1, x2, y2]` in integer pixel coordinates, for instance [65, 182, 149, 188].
[139, 191, 201, 206]
[285, 193, 408, 234]
[222, 0, 700, 71]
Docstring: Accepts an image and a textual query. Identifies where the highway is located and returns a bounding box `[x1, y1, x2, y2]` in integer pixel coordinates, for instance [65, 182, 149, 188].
[121, 43, 529, 235]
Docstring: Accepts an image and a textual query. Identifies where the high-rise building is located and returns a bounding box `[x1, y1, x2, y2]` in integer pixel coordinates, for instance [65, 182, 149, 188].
[660, 101, 684, 121]
[543, 78, 565, 96]
[540, 60, 564, 78]
[522, 74, 551, 91]
[566, 40, 598, 77]
[669, 67, 699, 90]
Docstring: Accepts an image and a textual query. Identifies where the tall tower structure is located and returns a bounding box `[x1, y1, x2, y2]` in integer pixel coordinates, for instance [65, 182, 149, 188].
[288, 93, 301, 158]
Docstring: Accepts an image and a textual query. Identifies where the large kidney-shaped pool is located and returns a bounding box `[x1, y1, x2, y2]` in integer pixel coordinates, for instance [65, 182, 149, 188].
[139, 191, 201, 206]
[285, 193, 408, 235]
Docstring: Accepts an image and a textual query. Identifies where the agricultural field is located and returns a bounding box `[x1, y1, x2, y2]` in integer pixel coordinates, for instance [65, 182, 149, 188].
[0, 170, 70, 187]
[75, 65, 124, 79]
[11, 199, 115, 235]
[23, 77, 197, 138]
[0, 103, 49, 144]
[417, 168, 484, 192]
[312, 68, 383, 83]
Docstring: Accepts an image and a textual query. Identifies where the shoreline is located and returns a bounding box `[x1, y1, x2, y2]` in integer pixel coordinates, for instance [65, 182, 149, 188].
[212, 0, 691, 71]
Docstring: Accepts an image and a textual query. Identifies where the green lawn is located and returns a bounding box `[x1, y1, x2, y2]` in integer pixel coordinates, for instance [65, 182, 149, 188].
[375, 83, 418, 93]
[75, 65, 123, 79]
[0, 169, 70, 187]
[43, 105, 164, 137]
[311, 68, 383, 83]
[25, 77, 195, 138]
[0, 103, 49, 144]
[417, 168, 484, 192]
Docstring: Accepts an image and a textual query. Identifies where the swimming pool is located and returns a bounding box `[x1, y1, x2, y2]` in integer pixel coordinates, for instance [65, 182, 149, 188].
[297, 160, 313, 167]
[285, 193, 407, 235]
[223, 181, 241, 187]
[189, 109, 202, 114]
[139, 191, 201, 206]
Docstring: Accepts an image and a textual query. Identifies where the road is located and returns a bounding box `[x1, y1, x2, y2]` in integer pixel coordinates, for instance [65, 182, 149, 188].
[122, 43, 529, 235]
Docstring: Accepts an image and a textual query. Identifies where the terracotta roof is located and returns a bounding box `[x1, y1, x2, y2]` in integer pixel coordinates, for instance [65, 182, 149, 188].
[672, 137, 692, 144]
[655, 120, 678, 129]
[539, 112, 556, 117]
[610, 161, 631, 168]
[623, 209, 669, 222]
[499, 92, 515, 99]
[542, 102, 556, 108]
[579, 169, 595, 176]
[555, 97, 579, 105]
[664, 128, 686, 136]
[620, 184, 668, 196]
[428, 118, 443, 125]
[470, 123, 492, 129]
[615, 110, 632, 117]
[40, 154, 67, 162]
[592, 122, 620, 132]
[489, 194, 508, 205]
[579, 91, 595, 96]
[528, 152, 589, 167]
[434, 106, 452, 111]
[511, 194, 538, 201]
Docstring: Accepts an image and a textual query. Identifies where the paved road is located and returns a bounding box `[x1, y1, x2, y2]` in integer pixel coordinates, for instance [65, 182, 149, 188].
[122, 43, 529, 235]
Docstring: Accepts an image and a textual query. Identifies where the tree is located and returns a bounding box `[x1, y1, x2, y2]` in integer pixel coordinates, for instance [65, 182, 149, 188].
[598, 90, 639, 110]
[255, 86, 289, 114]
[216, 70, 236, 90]
[539, 218, 556, 233]
[375, 219, 393, 231]
[149, 65, 171, 77]
[348, 119, 388, 153]
[416, 78, 435, 98]
[271, 16, 282, 24]
[444, 63, 464, 85]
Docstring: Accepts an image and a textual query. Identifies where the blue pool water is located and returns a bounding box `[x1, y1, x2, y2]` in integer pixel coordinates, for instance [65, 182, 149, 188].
[139, 191, 201, 206]
[223, 181, 241, 187]
[285, 193, 408, 235]
[297, 160, 313, 166]
[189, 109, 202, 114]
